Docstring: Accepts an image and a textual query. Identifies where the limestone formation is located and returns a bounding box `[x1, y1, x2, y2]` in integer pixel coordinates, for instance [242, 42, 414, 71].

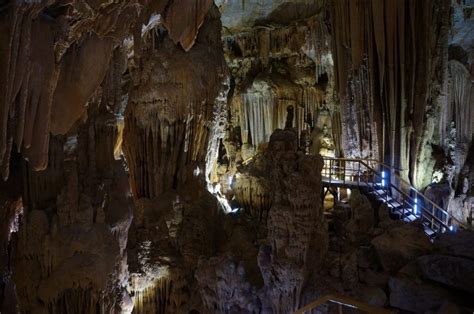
[0, 1, 473, 313]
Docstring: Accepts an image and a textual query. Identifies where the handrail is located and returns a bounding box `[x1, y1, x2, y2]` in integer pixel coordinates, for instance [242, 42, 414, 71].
[295, 294, 394, 314]
[320, 157, 467, 234]
[361, 159, 471, 229]
[363, 160, 448, 214]
[323, 157, 473, 229]
[360, 158, 472, 230]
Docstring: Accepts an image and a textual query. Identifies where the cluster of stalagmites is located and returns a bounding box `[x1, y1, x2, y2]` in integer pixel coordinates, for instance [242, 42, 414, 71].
[8, 106, 133, 313]
[195, 128, 328, 313]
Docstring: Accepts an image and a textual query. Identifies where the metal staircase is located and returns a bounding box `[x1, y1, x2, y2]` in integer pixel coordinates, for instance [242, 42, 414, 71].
[295, 294, 393, 313]
[321, 157, 468, 237]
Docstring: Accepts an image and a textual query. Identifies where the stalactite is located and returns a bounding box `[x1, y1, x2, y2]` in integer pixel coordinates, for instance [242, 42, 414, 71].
[162, 0, 214, 51]
[234, 175, 272, 221]
[124, 113, 211, 199]
[330, 0, 451, 187]
[0, 0, 212, 180]
[238, 82, 324, 151]
[21, 136, 64, 211]
[124, 5, 228, 199]
[445, 60, 473, 146]
[131, 278, 172, 314]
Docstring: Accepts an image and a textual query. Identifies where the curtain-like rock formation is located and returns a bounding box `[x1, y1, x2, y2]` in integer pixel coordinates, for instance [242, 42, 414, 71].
[123, 5, 232, 313]
[123, 5, 227, 199]
[0, 0, 218, 180]
[330, 0, 452, 188]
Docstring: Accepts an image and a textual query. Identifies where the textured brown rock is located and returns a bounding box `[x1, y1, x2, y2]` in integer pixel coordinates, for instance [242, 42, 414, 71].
[0, 0, 216, 179]
[195, 254, 262, 313]
[13, 107, 133, 312]
[389, 276, 452, 313]
[418, 254, 474, 294]
[162, 0, 214, 51]
[255, 129, 328, 312]
[123, 5, 228, 199]
[50, 35, 115, 135]
[371, 224, 433, 272]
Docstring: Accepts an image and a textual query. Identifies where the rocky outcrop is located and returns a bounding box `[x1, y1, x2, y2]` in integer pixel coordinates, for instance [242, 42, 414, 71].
[435, 229, 474, 260]
[371, 224, 433, 273]
[128, 188, 222, 313]
[418, 254, 474, 294]
[215, 5, 333, 172]
[217, 0, 326, 32]
[388, 276, 452, 313]
[333, 190, 375, 242]
[13, 106, 133, 313]
[195, 254, 263, 313]
[123, 5, 228, 199]
[257, 129, 327, 313]
[195, 128, 328, 313]
[123, 5, 232, 313]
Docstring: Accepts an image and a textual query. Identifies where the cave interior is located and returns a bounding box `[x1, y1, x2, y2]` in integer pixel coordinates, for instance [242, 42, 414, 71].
[0, 0, 474, 313]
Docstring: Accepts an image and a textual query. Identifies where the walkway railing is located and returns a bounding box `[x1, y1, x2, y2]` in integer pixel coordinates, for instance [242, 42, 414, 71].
[321, 157, 468, 235]
[295, 294, 393, 314]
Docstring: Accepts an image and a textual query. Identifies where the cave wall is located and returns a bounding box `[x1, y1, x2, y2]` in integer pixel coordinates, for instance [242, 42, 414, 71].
[0, 1, 222, 312]
[210, 3, 338, 193]
[122, 5, 232, 313]
[13, 107, 133, 313]
[330, 0, 454, 189]
[0, 0, 218, 180]
[0, 1, 473, 313]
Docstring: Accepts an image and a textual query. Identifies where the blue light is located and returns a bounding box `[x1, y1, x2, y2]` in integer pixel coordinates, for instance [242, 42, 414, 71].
[449, 225, 454, 232]
[381, 171, 386, 187]
[414, 198, 418, 215]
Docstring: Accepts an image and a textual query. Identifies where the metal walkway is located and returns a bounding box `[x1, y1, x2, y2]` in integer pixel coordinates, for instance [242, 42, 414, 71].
[295, 294, 393, 313]
[321, 157, 468, 237]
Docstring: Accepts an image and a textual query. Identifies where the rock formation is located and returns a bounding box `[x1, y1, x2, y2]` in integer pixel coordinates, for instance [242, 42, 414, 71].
[0, 0, 473, 313]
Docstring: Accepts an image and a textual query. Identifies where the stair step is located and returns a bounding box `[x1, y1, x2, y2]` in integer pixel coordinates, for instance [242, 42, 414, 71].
[392, 208, 415, 215]
[402, 214, 417, 222]
[385, 199, 403, 209]
[370, 189, 387, 196]
[321, 158, 454, 239]
[376, 195, 393, 203]
[424, 226, 436, 237]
